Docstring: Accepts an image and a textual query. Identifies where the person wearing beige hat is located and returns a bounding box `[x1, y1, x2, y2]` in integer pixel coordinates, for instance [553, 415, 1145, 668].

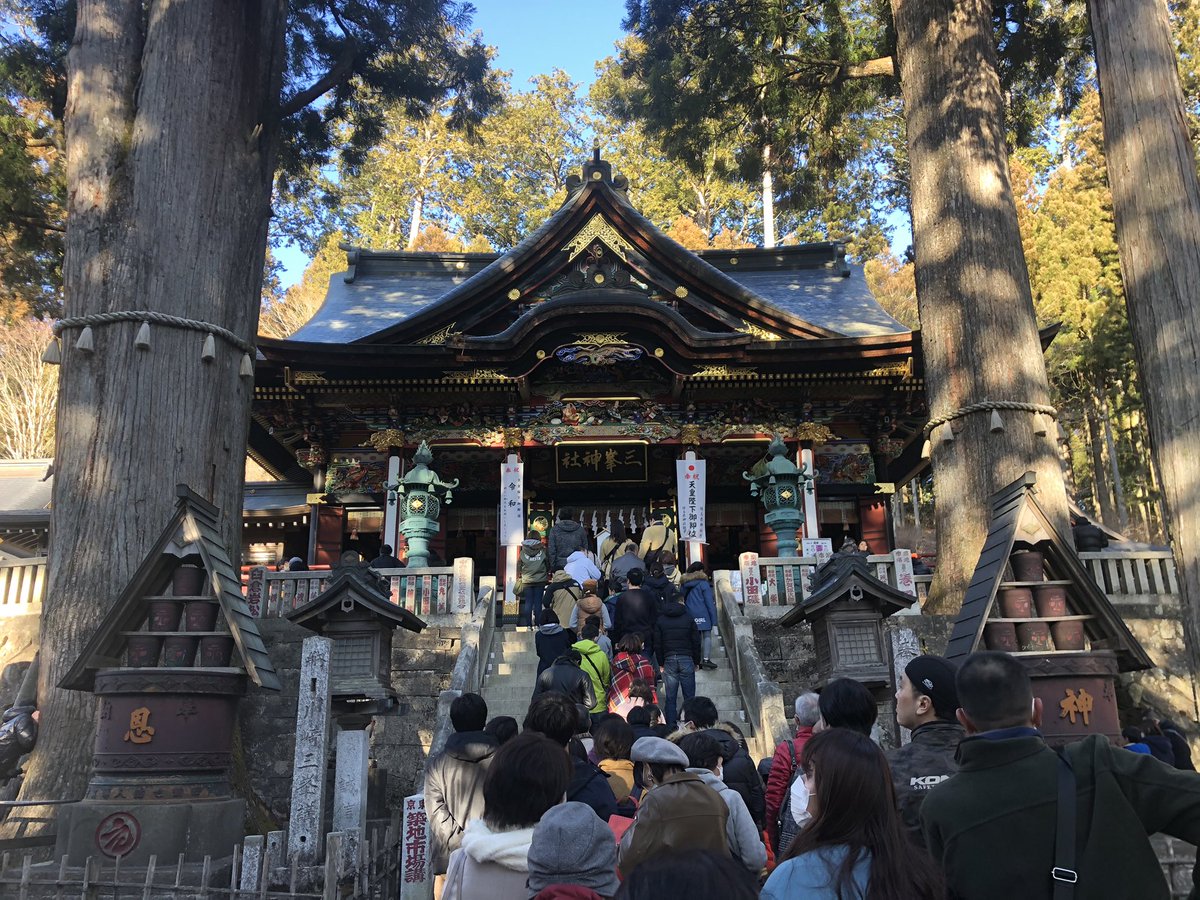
[616, 736, 729, 877]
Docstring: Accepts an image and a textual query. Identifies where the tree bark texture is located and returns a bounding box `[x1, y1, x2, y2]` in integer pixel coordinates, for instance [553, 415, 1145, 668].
[1085, 385, 1118, 526]
[1088, 0, 1200, 670]
[890, 0, 1069, 615]
[5, 0, 288, 836]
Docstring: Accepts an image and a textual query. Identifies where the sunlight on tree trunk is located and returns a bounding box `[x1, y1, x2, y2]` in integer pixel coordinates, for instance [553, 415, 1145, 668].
[1089, 0, 1200, 673]
[891, 0, 1069, 615]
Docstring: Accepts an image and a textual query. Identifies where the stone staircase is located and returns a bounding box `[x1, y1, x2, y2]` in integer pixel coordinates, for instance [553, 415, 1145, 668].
[480, 627, 751, 735]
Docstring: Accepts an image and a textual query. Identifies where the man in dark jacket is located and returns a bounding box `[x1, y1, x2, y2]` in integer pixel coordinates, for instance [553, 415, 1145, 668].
[548, 507, 589, 570]
[1160, 719, 1196, 770]
[655, 593, 700, 726]
[424, 693, 498, 877]
[887, 655, 964, 846]
[525, 692, 618, 822]
[680, 696, 766, 830]
[921, 651, 1200, 900]
[533, 649, 596, 712]
[367, 543, 404, 569]
[612, 570, 658, 653]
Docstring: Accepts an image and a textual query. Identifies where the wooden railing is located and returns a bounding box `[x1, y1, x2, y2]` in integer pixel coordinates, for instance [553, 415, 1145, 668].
[0, 557, 45, 617]
[739, 551, 928, 608]
[246, 559, 477, 618]
[739, 548, 1179, 609]
[1079, 549, 1179, 598]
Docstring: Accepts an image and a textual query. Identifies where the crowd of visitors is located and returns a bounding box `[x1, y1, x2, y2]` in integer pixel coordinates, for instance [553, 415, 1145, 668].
[421, 643, 1200, 899]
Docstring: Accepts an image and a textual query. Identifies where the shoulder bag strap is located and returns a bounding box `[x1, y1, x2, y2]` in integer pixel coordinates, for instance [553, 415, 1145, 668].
[1052, 749, 1078, 898]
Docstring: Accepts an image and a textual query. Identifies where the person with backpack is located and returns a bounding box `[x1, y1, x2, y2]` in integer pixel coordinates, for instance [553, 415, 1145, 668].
[765, 691, 820, 855]
[638, 514, 677, 564]
[548, 508, 590, 570]
[680, 562, 718, 670]
[569, 583, 612, 632]
[535, 610, 577, 683]
[679, 732, 767, 874]
[599, 521, 637, 589]
[922, 651, 1200, 899]
[515, 531, 550, 629]
[642, 560, 678, 611]
[573, 623, 612, 729]
[544, 569, 584, 629]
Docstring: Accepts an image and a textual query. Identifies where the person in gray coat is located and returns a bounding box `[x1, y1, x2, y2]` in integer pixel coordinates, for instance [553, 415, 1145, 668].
[548, 508, 589, 570]
[678, 732, 767, 874]
[425, 693, 499, 877]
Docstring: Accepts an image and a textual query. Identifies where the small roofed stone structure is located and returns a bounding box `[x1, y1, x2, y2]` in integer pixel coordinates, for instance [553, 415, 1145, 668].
[780, 553, 916, 690]
[945, 472, 1153, 746]
[286, 565, 425, 717]
[56, 485, 279, 866]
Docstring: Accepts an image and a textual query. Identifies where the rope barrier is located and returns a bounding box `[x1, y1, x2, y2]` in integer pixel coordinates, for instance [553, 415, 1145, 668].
[922, 399, 1058, 437]
[52, 310, 253, 353]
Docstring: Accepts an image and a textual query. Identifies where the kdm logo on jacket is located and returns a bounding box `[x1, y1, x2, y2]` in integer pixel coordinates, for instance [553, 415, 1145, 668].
[910, 775, 951, 790]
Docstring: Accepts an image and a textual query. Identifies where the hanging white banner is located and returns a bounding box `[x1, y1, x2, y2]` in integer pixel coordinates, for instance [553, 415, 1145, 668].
[676, 459, 707, 543]
[500, 461, 524, 546]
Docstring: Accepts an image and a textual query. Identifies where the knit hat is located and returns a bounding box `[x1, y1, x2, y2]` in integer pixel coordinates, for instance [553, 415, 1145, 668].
[532, 886, 605, 900]
[905, 655, 960, 720]
[630, 736, 689, 766]
[525, 802, 619, 898]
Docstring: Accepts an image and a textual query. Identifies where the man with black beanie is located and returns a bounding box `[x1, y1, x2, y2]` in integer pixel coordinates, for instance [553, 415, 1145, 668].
[886, 655, 964, 845]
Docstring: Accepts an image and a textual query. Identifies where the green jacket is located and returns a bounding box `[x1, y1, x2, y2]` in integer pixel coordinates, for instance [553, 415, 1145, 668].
[920, 731, 1200, 900]
[572, 639, 611, 714]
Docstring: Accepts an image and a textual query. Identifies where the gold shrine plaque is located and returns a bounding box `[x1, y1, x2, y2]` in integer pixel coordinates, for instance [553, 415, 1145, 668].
[555, 442, 648, 484]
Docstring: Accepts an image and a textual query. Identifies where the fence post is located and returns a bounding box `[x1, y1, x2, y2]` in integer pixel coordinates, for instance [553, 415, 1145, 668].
[239, 836, 264, 896]
[323, 832, 344, 900]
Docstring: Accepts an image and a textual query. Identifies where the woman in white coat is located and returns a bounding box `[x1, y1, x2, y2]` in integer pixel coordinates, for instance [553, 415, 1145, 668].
[443, 732, 572, 900]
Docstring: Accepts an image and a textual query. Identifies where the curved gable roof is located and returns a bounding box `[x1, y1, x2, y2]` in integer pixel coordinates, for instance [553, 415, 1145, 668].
[279, 154, 908, 346]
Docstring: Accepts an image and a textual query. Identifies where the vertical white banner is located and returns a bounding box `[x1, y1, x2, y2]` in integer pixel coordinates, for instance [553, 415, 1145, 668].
[676, 459, 707, 543]
[500, 461, 524, 547]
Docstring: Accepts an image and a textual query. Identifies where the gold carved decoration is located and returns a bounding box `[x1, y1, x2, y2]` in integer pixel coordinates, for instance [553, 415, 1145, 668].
[689, 365, 758, 379]
[738, 320, 782, 342]
[674, 286, 689, 298]
[507, 289, 521, 300]
[561, 215, 635, 262]
[679, 424, 702, 447]
[291, 371, 328, 385]
[574, 332, 629, 349]
[1059, 688, 1094, 726]
[442, 368, 510, 382]
[415, 322, 462, 346]
[366, 429, 406, 452]
[503, 427, 525, 450]
[860, 361, 912, 378]
[794, 422, 836, 443]
[124, 707, 155, 744]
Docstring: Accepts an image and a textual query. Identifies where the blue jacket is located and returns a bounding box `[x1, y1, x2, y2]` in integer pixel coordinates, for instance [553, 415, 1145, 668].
[568, 757, 618, 822]
[681, 572, 717, 632]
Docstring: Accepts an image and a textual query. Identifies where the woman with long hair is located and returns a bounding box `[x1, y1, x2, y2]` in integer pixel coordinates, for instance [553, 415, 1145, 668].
[761, 728, 944, 900]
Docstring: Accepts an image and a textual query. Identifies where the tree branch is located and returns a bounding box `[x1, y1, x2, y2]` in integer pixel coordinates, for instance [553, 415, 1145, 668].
[3, 208, 66, 233]
[24, 137, 58, 149]
[278, 37, 358, 118]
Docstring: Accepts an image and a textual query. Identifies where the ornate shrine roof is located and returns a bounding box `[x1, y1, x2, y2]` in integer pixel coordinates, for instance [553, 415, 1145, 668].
[279, 151, 907, 348]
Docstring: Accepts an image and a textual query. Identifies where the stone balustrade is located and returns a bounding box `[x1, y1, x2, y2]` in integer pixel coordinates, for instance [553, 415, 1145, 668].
[0, 556, 45, 617]
[245, 559, 477, 618]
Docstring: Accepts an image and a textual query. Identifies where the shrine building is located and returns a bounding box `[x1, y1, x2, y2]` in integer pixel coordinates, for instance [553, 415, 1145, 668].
[246, 152, 929, 577]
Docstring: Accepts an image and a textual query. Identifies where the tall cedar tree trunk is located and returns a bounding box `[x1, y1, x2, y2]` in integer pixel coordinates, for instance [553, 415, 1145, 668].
[4, 0, 287, 836]
[1088, 0, 1200, 667]
[890, 0, 1069, 615]
[1084, 385, 1118, 525]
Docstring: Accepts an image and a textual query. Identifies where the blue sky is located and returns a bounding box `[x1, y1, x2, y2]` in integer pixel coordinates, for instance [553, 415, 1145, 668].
[276, 0, 630, 286]
[276, 0, 910, 286]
